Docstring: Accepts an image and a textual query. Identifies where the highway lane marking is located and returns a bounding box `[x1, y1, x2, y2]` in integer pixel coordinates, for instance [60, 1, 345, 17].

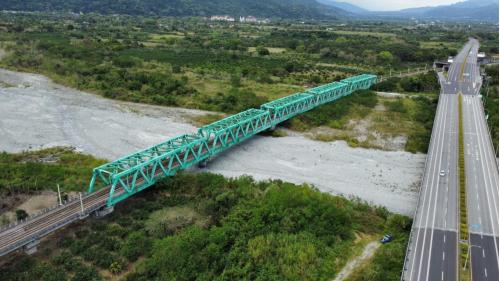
[423, 94, 452, 281]
[485, 267, 488, 278]
[472, 97, 499, 222]
[411, 91, 449, 281]
[465, 99, 482, 228]
[443, 251, 445, 261]
[469, 85, 499, 264]
[471, 98, 499, 241]
[408, 43, 471, 280]
[408, 90, 447, 279]
[483, 249, 486, 258]
[441, 270, 444, 280]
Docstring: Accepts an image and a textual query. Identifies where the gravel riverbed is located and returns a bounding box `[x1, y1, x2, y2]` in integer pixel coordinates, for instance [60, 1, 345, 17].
[0, 68, 425, 215]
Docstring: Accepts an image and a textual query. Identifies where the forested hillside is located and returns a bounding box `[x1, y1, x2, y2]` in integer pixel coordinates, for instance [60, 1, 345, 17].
[0, 0, 341, 19]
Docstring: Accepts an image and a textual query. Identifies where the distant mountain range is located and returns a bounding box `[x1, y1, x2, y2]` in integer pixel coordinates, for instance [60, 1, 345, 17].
[320, 0, 498, 22]
[0, 0, 497, 22]
[372, 0, 499, 22]
[316, 0, 368, 14]
[0, 0, 342, 19]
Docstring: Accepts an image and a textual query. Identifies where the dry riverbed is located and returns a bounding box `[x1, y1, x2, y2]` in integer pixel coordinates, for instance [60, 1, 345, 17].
[0, 68, 425, 215]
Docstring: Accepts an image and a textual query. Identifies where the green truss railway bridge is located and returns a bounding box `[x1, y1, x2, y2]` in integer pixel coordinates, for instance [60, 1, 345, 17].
[0, 74, 377, 257]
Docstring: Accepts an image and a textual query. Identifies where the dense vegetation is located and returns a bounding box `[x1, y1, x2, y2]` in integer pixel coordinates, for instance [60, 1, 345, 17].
[402, 96, 438, 153]
[0, 147, 105, 196]
[0, 13, 495, 154]
[0, 13, 462, 114]
[0, 0, 341, 19]
[483, 65, 499, 153]
[373, 71, 439, 93]
[286, 89, 378, 132]
[1, 168, 411, 281]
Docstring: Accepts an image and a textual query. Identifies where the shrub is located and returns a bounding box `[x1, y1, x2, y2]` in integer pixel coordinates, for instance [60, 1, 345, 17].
[145, 206, 200, 238]
[15, 209, 28, 220]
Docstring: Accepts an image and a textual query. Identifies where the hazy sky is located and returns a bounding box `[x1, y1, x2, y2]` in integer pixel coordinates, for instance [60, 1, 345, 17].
[343, 0, 464, 11]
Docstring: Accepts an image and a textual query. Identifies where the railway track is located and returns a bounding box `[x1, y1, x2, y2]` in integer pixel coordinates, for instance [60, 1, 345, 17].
[0, 188, 109, 256]
[0, 143, 211, 257]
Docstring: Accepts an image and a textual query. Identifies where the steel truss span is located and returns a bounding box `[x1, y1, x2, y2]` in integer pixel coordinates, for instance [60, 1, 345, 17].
[89, 74, 377, 206]
[0, 74, 377, 257]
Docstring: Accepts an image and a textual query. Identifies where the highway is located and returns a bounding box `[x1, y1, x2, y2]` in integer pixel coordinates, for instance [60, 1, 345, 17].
[461, 39, 499, 281]
[403, 72, 459, 281]
[403, 38, 499, 281]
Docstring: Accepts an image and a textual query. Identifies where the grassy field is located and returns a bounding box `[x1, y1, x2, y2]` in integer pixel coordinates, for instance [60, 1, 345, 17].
[149, 33, 186, 41]
[247, 46, 287, 54]
[331, 30, 398, 38]
[420, 41, 461, 49]
[283, 90, 437, 152]
[0, 147, 106, 196]
[181, 71, 304, 100]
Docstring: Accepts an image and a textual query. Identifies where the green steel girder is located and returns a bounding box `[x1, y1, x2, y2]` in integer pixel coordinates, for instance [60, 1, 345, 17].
[198, 108, 271, 154]
[89, 134, 210, 206]
[261, 93, 316, 124]
[88, 74, 378, 207]
[306, 82, 349, 104]
[340, 74, 377, 92]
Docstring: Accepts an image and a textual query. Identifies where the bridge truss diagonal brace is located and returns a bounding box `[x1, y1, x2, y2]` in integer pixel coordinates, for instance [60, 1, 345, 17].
[86, 74, 378, 208]
[198, 109, 272, 154]
[88, 134, 211, 206]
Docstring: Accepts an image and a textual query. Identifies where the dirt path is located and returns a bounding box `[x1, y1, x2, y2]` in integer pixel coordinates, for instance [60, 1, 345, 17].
[0, 68, 425, 215]
[333, 241, 380, 281]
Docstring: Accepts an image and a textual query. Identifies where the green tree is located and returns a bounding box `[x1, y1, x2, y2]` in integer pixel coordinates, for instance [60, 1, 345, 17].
[256, 46, 270, 56]
[230, 73, 242, 87]
[16, 209, 28, 220]
[120, 231, 151, 261]
[377, 51, 394, 65]
[109, 261, 124, 275]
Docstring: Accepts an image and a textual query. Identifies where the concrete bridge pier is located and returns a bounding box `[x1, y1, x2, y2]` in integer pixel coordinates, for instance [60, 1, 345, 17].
[23, 240, 40, 255]
[94, 206, 114, 217]
[198, 159, 209, 168]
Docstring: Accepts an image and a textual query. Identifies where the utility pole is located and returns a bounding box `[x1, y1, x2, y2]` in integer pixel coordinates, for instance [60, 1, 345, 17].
[57, 184, 62, 206]
[79, 192, 84, 215]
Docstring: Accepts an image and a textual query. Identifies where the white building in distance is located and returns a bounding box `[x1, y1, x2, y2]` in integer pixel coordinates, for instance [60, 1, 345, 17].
[210, 15, 235, 22]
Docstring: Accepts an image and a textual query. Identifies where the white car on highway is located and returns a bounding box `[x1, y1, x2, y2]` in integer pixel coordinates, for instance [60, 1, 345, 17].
[439, 170, 446, 177]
